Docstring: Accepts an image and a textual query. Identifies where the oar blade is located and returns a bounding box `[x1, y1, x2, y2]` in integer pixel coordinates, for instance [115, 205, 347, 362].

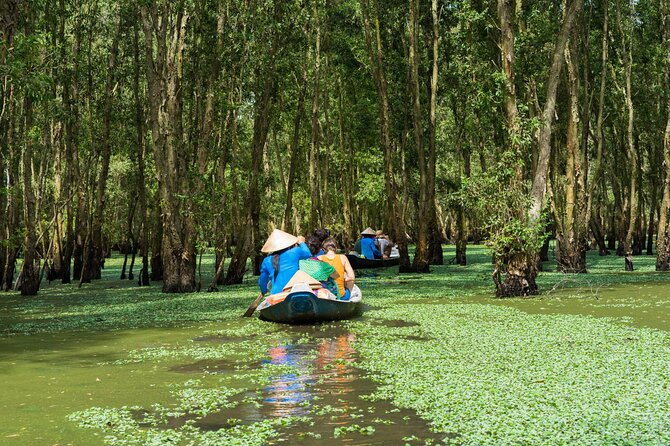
[243, 293, 264, 317]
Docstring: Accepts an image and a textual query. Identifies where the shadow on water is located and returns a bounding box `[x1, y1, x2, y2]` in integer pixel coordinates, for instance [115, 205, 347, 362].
[167, 323, 441, 445]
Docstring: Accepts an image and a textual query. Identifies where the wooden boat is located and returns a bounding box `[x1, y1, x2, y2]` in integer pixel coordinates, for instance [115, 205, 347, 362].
[346, 254, 399, 269]
[259, 291, 362, 324]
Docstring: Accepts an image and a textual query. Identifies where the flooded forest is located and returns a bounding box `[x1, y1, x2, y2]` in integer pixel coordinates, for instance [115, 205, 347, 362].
[3, 0, 670, 444]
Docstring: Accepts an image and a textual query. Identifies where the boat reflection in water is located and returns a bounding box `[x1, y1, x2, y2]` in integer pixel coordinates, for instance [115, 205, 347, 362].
[262, 333, 357, 419]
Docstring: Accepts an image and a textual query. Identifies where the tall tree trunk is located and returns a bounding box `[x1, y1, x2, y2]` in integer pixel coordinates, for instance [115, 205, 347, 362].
[309, 6, 322, 231]
[283, 68, 308, 232]
[408, 0, 430, 273]
[555, 25, 588, 273]
[61, 10, 81, 284]
[360, 0, 411, 272]
[529, 0, 584, 222]
[496, 0, 582, 296]
[142, 4, 196, 292]
[657, 0, 670, 270]
[19, 92, 40, 295]
[427, 0, 442, 265]
[225, 11, 279, 283]
[133, 21, 150, 286]
[0, 0, 18, 290]
[454, 100, 469, 266]
[81, 13, 121, 283]
[338, 76, 354, 248]
[588, 0, 610, 257]
[616, 0, 638, 271]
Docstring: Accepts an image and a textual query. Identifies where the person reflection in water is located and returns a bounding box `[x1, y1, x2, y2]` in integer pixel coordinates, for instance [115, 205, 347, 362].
[262, 334, 356, 418]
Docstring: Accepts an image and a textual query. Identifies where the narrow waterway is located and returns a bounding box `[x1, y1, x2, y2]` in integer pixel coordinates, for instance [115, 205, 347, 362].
[183, 324, 440, 445]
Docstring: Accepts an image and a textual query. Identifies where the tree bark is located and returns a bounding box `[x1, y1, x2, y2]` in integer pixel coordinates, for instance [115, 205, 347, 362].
[427, 0, 442, 266]
[555, 24, 588, 273]
[132, 20, 150, 286]
[360, 0, 411, 272]
[529, 0, 584, 222]
[80, 13, 121, 283]
[408, 0, 430, 273]
[587, 0, 610, 258]
[142, 4, 196, 292]
[616, 0, 638, 271]
[19, 93, 40, 295]
[283, 68, 308, 233]
[225, 8, 279, 283]
[657, 0, 670, 270]
[495, 0, 582, 296]
[309, 6, 322, 231]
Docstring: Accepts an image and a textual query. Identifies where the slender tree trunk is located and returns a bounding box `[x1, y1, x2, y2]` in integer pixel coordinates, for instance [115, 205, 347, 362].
[338, 76, 354, 248]
[408, 0, 430, 273]
[20, 92, 40, 295]
[588, 0, 610, 257]
[133, 21, 150, 286]
[657, 0, 670, 270]
[555, 25, 588, 273]
[360, 0, 411, 272]
[454, 101, 469, 266]
[80, 14, 121, 283]
[529, 0, 584, 222]
[283, 68, 308, 232]
[0, 0, 17, 289]
[495, 0, 582, 296]
[427, 0, 442, 265]
[616, 0, 638, 271]
[309, 7, 322, 231]
[226, 11, 279, 283]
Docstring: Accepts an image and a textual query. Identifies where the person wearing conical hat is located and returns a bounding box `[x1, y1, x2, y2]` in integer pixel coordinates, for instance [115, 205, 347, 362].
[258, 229, 312, 296]
[358, 227, 381, 260]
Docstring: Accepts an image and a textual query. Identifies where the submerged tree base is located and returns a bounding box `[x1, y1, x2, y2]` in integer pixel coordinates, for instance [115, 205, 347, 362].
[493, 255, 538, 297]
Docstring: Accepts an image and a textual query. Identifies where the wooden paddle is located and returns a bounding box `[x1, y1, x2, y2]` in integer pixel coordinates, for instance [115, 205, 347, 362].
[243, 292, 264, 317]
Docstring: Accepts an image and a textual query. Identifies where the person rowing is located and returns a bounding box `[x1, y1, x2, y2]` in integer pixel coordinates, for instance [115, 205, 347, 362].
[258, 229, 312, 296]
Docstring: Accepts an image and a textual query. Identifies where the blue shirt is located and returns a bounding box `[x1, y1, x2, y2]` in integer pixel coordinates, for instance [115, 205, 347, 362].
[258, 243, 312, 294]
[360, 237, 381, 259]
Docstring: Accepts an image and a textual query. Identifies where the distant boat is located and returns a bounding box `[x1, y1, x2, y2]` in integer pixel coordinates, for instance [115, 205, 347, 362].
[259, 291, 362, 324]
[346, 254, 399, 269]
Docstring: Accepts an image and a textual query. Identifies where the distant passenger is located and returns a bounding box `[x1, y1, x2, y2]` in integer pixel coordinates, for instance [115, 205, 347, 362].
[258, 229, 311, 295]
[358, 227, 381, 259]
[318, 237, 356, 300]
[375, 230, 392, 259]
[313, 228, 331, 256]
[305, 235, 322, 257]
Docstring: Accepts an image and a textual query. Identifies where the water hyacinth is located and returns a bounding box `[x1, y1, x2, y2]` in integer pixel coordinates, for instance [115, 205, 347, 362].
[5, 248, 670, 444]
[349, 303, 670, 445]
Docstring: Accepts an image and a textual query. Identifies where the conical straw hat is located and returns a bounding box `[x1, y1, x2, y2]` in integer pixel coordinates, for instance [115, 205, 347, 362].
[283, 270, 322, 291]
[261, 229, 298, 253]
[360, 227, 376, 236]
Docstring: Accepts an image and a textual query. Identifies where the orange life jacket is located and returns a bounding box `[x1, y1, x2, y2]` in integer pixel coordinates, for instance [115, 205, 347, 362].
[318, 254, 346, 297]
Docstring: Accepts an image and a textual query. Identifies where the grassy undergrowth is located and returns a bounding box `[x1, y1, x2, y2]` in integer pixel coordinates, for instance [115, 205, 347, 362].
[3, 244, 670, 445]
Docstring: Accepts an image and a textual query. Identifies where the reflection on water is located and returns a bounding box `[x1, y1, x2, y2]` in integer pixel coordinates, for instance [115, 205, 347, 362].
[187, 325, 439, 445]
[262, 333, 357, 419]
